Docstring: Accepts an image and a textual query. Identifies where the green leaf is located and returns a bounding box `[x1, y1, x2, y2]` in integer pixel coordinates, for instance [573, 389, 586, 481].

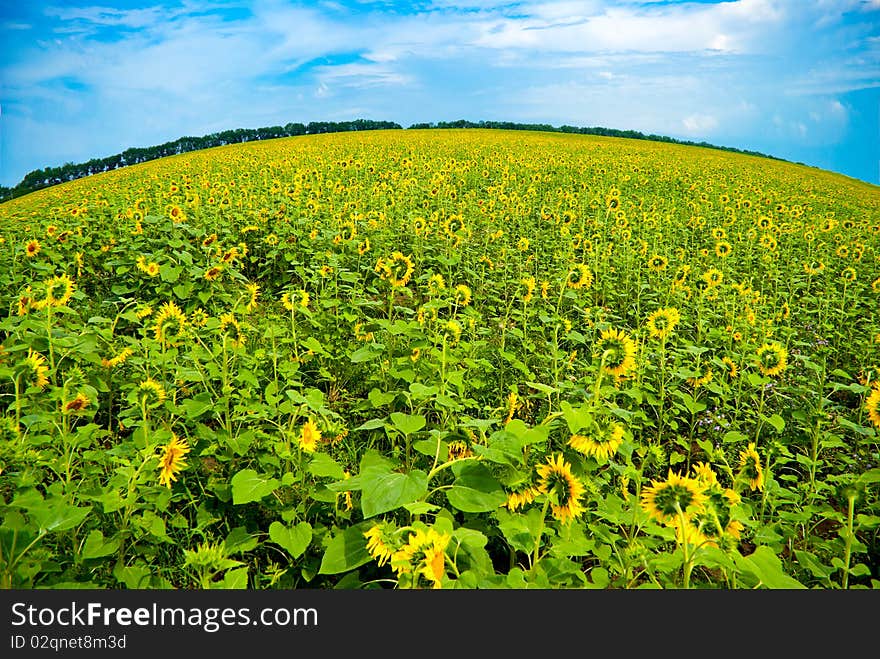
[219, 567, 249, 589]
[360, 468, 428, 518]
[32, 502, 91, 533]
[390, 412, 426, 435]
[81, 530, 120, 560]
[736, 546, 805, 589]
[268, 521, 312, 559]
[230, 469, 280, 505]
[722, 431, 749, 444]
[761, 413, 785, 433]
[180, 394, 214, 420]
[351, 345, 381, 363]
[224, 526, 259, 554]
[446, 463, 508, 513]
[560, 401, 593, 434]
[307, 454, 346, 480]
[318, 524, 374, 575]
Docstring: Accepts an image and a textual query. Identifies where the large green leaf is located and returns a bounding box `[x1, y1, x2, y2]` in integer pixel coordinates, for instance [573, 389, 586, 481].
[318, 524, 374, 575]
[230, 469, 280, 505]
[360, 467, 428, 518]
[736, 546, 806, 589]
[268, 521, 312, 559]
[446, 463, 507, 513]
[390, 412, 426, 435]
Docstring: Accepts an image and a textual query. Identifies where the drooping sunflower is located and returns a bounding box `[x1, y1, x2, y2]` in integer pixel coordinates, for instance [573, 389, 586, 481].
[596, 328, 638, 378]
[721, 356, 739, 378]
[101, 347, 134, 369]
[21, 349, 50, 390]
[520, 275, 536, 303]
[505, 484, 540, 512]
[364, 522, 397, 567]
[640, 470, 707, 525]
[43, 273, 75, 307]
[568, 421, 625, 461]
[204, 265, 223, 281]
[738, 443, 764, 492]
[386, 251, 415, 287]
[152, 301, 187, 347]
[567, 263, 594, 289]
[536, 453, 587, 524]
[157, 433, 190, 488]
[756, 341, 788, 377]
[244, 282, 260, 312]
[63, 392, 91, 414]
[864, 385, 880, 429]
[299, 418, 321, 453]
[390, 527, 450, 589]
[139, 378, 167, 407]
[454, 283, 472, 307]
[645, 307, 681, 340]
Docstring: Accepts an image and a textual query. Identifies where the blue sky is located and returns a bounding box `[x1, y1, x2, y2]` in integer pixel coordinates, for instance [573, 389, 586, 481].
[1, 0, 878, 187]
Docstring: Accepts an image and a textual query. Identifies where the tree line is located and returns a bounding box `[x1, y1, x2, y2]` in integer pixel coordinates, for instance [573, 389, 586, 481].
[1, 118, 785, 202]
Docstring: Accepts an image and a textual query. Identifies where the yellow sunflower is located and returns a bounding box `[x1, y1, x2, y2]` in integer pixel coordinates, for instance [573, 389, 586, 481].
[738, 443, 764, 491]
[568, 421, 625, 461]
[299, 418, 321, 453]
[646, 307, 681, 340]
[152, 301, 187, 347]
[756, 341, 787, 377]
[596, 328, 638, 378]
[43, 273, 75, 307]
[536, 454, 587, 524]
[864, 386, 880, 429]
[640, 470, 707, 525]
[157, 433, 190, 488]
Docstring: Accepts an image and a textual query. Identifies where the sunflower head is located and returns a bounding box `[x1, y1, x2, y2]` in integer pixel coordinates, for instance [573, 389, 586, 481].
[596, 328, 638, 378]
[646, 307, 680, 340]
[737, 443, 764, 491]
[640, 470, 707, 525]
[536, 454, 587, 524]
[756, 341, 787, 377]
[44, 273, 75, 308]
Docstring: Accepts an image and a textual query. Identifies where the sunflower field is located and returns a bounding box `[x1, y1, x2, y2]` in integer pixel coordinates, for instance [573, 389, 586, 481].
[1, 128, 879, 590]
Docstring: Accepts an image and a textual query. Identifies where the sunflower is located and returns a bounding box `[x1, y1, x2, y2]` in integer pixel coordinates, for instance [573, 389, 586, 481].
[714, 241, 731, 258]
[840, 267, 856, 283]
[43, 273, 75, 307]
[536, 454, 587, 524]
[244, 282, 260, 312]
[738, 443, 764, 491]
[640, 470, 707, 525]
[390, 528, 450, 589]
[865, 385, 880, 429]
[871, 277, 880, 293]
[567, 263, 594, 289]
[201, 233, 218, 248]
[364, 522, 397, 567]
[445, 319, 462, 342]
[157, 433, 190, 488]
[647, 254, 668, 272]
[101, 347, 134, 369]
[152, 301, 187, 347]
[520, 275, 536, 303]
[756, 341, 787, 377]
[357, 238, 371, 254]
[219, 311, 245, 348]
[646, 307, 681, 340]
[63, 392, 91, 414]
[596, 328, 638, 378]
[721, 356, 739, 378]
[386, 252, 415, 287]
[21, 349, 50, 390]
[454, 284, 472, 307]
[204, 265, 223, 281]
[426, 273, 446, 296]
[139, 378, 167, 407]
[299, 418, 321, 453]
[505, 485, 540, 511]
[189, 308, 209, 328]
[803, 260, 824, 275]
[702, 268, 723, 288]
[25, 239, 41, 257]
[144, 262, 160, 277]
[568, 421, 625, 461]
[691, 462, 720, 488]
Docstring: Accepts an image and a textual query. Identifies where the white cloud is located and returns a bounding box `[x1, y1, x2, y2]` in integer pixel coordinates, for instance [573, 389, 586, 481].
[682, 114, 719, 134]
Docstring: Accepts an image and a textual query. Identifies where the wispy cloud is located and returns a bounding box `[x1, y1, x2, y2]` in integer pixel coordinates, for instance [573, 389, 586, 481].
[1, 0, 878, 186]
